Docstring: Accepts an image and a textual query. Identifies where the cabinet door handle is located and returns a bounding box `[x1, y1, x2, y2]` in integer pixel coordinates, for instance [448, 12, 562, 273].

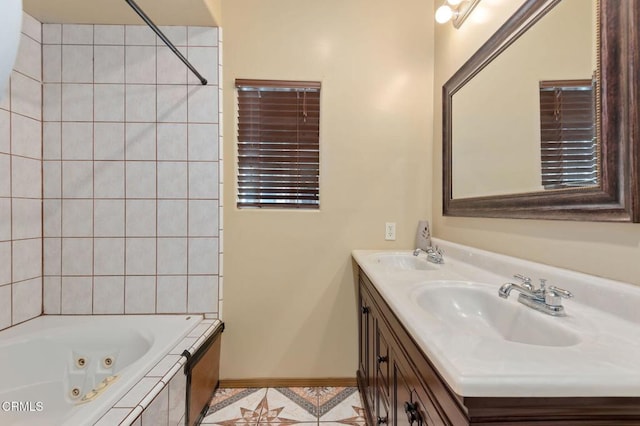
[376, 416, 388, 424]
[361, 306, 370, 314]
[404, 401, 421, 425]
[377, 355, 388, 364]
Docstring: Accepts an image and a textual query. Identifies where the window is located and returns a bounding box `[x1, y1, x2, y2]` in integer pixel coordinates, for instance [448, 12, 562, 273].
[236, 79, 321, 209]
[539, 79, 598, 189]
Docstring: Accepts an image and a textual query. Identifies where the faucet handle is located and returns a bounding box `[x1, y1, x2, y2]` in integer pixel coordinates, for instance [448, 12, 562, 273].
[513, 274, 533, 290]
[539, 278, 547, 290]
[548, 285, 573, 299]
[544, 284, 573, 306]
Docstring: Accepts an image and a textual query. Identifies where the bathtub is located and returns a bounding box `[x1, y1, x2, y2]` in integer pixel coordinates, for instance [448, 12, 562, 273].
[0, 315, 202, 426]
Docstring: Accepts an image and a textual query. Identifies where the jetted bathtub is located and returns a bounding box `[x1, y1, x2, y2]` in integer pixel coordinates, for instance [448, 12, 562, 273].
[0, 315, 202, 425]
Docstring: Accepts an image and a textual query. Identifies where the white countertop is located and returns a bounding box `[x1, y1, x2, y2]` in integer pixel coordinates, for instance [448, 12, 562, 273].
[352, 238, 640, 397]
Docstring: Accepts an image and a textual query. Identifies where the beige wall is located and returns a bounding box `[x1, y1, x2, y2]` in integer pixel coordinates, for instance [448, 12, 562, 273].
[221, 0, 434, 379]
[433, 1, 640, 286]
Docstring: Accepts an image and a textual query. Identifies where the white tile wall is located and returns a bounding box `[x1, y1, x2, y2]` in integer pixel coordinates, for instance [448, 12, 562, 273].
[32, 23, 222, 319]
[0, 13, 44, 332]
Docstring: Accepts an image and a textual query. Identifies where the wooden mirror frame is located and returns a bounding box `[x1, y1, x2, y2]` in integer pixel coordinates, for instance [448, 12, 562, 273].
[443, 0, 639, 222]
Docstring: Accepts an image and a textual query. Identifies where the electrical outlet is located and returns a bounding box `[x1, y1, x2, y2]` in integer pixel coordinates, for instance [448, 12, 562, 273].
[385, 222, 396, 241]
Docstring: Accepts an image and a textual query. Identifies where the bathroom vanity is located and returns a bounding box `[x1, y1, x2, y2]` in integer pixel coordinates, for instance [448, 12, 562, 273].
[354, 240, 640, 425]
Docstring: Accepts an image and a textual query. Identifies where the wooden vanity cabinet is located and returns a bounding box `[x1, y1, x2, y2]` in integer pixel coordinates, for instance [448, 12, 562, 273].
[356, 268, 640, 425]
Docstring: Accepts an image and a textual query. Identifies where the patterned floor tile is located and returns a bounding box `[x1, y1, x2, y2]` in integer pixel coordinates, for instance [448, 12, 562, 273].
[203, 387, 364, 426]
[201, 388, 267, 425]
[262, 388, 318, 423]
[318, 389, 365, 424]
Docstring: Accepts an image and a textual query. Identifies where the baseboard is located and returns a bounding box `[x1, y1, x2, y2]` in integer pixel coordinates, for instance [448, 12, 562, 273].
[218, 378, 357, 388]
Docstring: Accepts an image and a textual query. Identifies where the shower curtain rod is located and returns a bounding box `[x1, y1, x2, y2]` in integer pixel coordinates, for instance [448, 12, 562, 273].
[124, 0, 208, 85]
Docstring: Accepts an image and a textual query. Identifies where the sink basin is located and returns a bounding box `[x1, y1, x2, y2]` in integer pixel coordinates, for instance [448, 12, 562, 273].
[413, 282, 580, 347]
[370, 253, 438, 271]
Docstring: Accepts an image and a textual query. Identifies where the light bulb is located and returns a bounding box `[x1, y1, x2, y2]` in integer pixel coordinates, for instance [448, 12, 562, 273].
[447, 0, 463, 6]
[435, 5, 454, 24]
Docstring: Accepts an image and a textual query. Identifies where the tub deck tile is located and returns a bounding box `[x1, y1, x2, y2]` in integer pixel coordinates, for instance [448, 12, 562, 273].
[94, 407, 131, 426]
[115, 377, 160, 408]
[147, 354, 182, 377]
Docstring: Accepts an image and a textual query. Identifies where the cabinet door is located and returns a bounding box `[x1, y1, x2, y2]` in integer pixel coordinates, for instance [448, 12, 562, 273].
[358, 283, 376, 411]
[358, 285, 369, 381]
[394, 361, 433, 426]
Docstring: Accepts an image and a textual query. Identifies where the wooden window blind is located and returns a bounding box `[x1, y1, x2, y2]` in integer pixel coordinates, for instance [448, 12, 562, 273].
[236, 79, 321, 209]
[539, 79, 598, 189]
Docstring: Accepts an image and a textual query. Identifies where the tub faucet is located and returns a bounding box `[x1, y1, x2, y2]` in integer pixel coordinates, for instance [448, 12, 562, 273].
[499, 276, 573, 316]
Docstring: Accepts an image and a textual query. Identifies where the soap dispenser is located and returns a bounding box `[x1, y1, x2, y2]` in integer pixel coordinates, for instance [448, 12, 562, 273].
[0, 0, 23, 101]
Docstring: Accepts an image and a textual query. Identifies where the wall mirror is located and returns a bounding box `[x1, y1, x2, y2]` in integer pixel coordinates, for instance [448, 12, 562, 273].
[443, 0, 639, 221]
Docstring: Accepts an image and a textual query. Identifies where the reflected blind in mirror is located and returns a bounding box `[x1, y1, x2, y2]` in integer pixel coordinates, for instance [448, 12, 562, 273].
[235, 79, 321, 209]
[539, 79, 597, 189]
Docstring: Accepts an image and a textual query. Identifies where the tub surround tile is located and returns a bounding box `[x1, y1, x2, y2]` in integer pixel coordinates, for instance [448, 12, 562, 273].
[93, 276, 125, 314]
[122, 406, 145, 426]
[187, 47, 218, 86]
[94, 122, 125, 160]
[0, 15, 44, 327]
[36, 24, 222, 319]
[11, 71, 41, 120]
[62, 24, 94, 45]
[125, 26, 157, 46]
[94, 84, 125, 121]
[11, 113, 41, 159]
[43, 238, 61, 275]
[124, 275, 156, 313]
[43, 277, 62, 314]
[61, 276, 93, 314]
[0, 286, 11, 330]
[140, 384, 169, 425]
[61, 83, 93, 121]
[22, 12, 42, 42]
[157, 46, 188, 85]
[12, 238, 41, 282]
[0, 243, 11, 284]
[109, 319, 221, 425]
[95, 25, 125, 45]
[170, 337, 198, 355]
[43, 24, 62, 45]
[15, 34, 42, 81]
[94, 45, 125, 83]
[139, 381, 167, 416]
[157, 275, 187, 313]
[147, 354, 182, 378]
[12, 278, 42, 324]
[125, 46, 157, 84]
[95, 407, 131, 426]
[62, 45, 94, 83]
[116, 377, 161, 408]
[43, 83, 62, 121]
[168, 367, 187, 424]
[159, 26, 188, 46]
[162, 358, 185, 386]
[188, 27, 218, 48]
[125, 122, 156, 161]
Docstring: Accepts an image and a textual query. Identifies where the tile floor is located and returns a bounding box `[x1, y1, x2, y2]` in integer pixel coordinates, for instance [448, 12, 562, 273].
[201, 387, 366, 425]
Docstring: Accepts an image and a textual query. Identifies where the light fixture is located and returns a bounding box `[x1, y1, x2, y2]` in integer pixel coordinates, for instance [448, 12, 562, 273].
[435, 0, 481, 28]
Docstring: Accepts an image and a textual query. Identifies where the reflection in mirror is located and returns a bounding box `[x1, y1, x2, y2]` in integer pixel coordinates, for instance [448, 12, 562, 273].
[442, 0, 640, 222]
[452, 0, 596, 199]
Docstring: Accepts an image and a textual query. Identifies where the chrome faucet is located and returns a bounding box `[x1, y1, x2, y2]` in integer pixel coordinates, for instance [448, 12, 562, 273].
[499, 275, 573, 316]
[413, 246, 444, 264]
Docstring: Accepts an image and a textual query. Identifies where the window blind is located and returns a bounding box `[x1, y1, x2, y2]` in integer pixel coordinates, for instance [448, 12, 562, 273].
[236, 79, 321, 209]
[539, 79, 597, 189]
